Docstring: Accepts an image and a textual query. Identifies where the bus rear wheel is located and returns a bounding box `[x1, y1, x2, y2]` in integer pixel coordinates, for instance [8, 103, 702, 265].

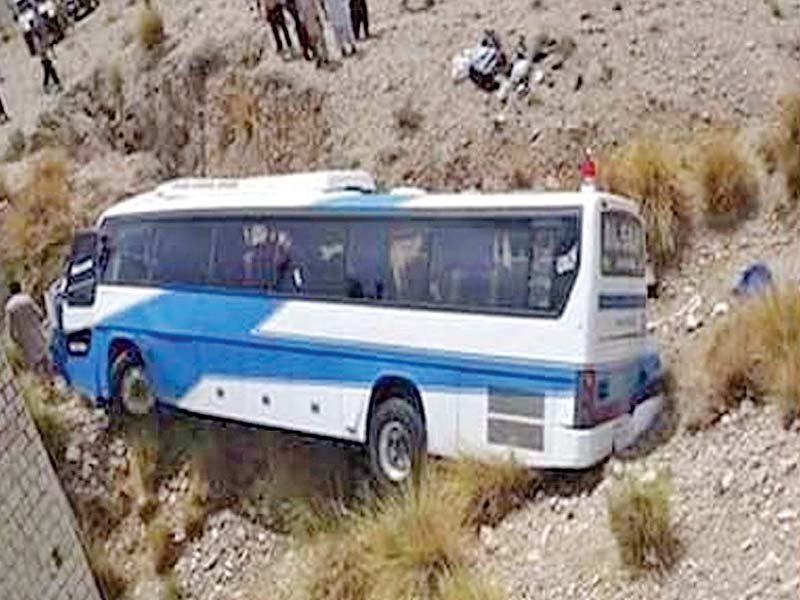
[111, 351, 156, 416]
[367, 398, 426, 487]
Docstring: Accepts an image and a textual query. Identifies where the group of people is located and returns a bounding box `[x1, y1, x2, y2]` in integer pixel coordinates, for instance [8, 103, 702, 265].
[254, 0, 370, 66]
[0, 15, 64, 126]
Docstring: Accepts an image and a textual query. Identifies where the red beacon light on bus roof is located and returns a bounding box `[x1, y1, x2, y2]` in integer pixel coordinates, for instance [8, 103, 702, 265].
[579, 148, 597, 192]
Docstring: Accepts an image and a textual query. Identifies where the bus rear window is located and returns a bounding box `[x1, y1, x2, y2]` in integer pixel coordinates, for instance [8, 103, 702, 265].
[601, 211, 644, 277]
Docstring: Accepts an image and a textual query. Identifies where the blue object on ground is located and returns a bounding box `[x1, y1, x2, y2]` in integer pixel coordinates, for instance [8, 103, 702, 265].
[733, 263, 774, 297]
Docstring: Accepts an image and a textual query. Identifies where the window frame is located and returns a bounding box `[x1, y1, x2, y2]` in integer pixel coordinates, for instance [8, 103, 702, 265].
[99, 208, 583, 319]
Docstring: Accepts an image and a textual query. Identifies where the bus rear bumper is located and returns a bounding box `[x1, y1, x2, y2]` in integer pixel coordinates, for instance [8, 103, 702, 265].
[544, 395, 664, 470]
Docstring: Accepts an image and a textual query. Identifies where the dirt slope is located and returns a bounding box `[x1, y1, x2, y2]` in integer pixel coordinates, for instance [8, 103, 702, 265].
[0, 0, 799, 599]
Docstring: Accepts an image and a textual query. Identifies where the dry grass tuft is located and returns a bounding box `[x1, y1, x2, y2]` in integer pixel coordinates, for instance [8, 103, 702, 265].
[306, 458, 528, 600]
[137, 2, 165, 52]
[695, 133, 758, 227]
[182, 459, 211, 541]
[3, 129, 26, 162]
[608, 469, 678, 572]
[162, 574, 184, 600]
[88, 542, 129, 600]
[394, 101, 425, 137]
[18, 372, 70, 462]
[762, 93, 800, 203]
[220, 83, 264, 148]
[602, 138, 689, 270]
[436, 569, 506, 600]
[307, 483, 467, 600]
[148, 520, 183, 575]
[704, 285, 800, 429]
[0, 152, 75, 300]
[440, 457, 539, 530]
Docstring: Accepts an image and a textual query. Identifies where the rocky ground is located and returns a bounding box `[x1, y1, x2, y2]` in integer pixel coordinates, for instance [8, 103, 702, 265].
[1, 0, 800, 598]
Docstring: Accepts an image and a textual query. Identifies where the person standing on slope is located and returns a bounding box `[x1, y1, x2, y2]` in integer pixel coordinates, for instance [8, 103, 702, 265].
[262, 0, 294, 58]
[349, 0, 369, 40]
[4, 282, 50, 374]
[285, 0, 314, 61]
[324, 0, 356, 57]
[296, 0, 329, 67]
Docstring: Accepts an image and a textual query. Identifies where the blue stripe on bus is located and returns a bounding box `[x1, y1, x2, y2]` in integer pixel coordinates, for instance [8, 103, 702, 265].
[315, 193, 411, 211]
[62, 289, 660, 404]
[598, 294, 646, 310]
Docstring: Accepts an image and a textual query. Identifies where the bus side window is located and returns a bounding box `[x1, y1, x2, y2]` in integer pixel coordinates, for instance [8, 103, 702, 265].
[211, 221, 276, 289]
[346, 222, 388, 300]
[388, 223, 430, 303]
[272, 221, 346, 297]
[103, 223, 153, 285]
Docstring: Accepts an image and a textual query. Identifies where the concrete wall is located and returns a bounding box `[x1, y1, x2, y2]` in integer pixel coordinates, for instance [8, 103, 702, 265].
[0, 351, 103, 600]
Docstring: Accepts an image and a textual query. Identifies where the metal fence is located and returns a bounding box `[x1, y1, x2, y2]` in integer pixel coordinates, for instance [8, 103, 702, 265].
[0, 349, 102, 600]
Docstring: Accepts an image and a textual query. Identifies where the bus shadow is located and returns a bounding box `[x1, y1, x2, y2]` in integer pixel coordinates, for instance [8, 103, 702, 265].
[615, 383, 681, 463]
[109, 409, 364, 528]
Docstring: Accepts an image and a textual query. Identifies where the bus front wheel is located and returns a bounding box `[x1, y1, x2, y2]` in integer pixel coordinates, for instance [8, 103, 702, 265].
[367, 398, 426, 487]
[111, 351, 156, 416]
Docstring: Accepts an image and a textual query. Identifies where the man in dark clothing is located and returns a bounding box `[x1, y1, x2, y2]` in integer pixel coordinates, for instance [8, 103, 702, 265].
[33, 28, 62, 94]
[284, 0, 313, 60]
[264, 0, 293, 56]
[349, 0, 369, 40]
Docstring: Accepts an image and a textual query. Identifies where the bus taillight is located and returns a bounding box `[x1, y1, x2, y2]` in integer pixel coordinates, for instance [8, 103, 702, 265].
[575, 369, 597, 428]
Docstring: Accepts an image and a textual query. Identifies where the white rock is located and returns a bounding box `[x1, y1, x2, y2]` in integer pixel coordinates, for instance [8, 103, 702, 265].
[777, 510, 796, 524]
[711, 302, 730, 318]
[686, 312, 703, 332]
[540, 523, 554, 549]
[65, 445, 81, 463]
[719, 470, 734, 494]
[741, 538, 753, 551]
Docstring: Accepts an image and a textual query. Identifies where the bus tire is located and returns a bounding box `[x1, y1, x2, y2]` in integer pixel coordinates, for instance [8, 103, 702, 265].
[111, 351, 156, 416]
[367, 397, 426, 487]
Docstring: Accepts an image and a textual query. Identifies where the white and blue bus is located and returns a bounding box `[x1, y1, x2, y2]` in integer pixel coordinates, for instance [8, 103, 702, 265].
[53, 171, 663, 485]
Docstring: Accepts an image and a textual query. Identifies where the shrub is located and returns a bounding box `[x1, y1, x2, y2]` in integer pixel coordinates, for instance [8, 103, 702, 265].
[436, 569, 505, 600]
[162, 575, 183, 600]
[704, 286, 800, 429]
[608, 468, 678, 572]
[137, 2, 165, 52]
[762, 93, 800, 203]
[3, 129, 26, 162]
[148, 520, 183, 575]
[87, 542, 129, 600]
[0, 153, 75, 301]
[394, 101, 424, 137]
[307, 483, 466, 600]
[220, 83, 264, 149]
[695, 133, 758, 227]
[441, 457, 540, 530]
[18, 372, 70, 462]
[182, 459, 210, 541]
[601, 138, 689, 270]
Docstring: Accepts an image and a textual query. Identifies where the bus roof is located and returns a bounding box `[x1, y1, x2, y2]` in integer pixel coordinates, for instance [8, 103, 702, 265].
[99, 170, 639, 221]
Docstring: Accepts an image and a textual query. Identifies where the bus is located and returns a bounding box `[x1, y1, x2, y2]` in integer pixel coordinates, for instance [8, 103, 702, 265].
[52, 171, 664, 485]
